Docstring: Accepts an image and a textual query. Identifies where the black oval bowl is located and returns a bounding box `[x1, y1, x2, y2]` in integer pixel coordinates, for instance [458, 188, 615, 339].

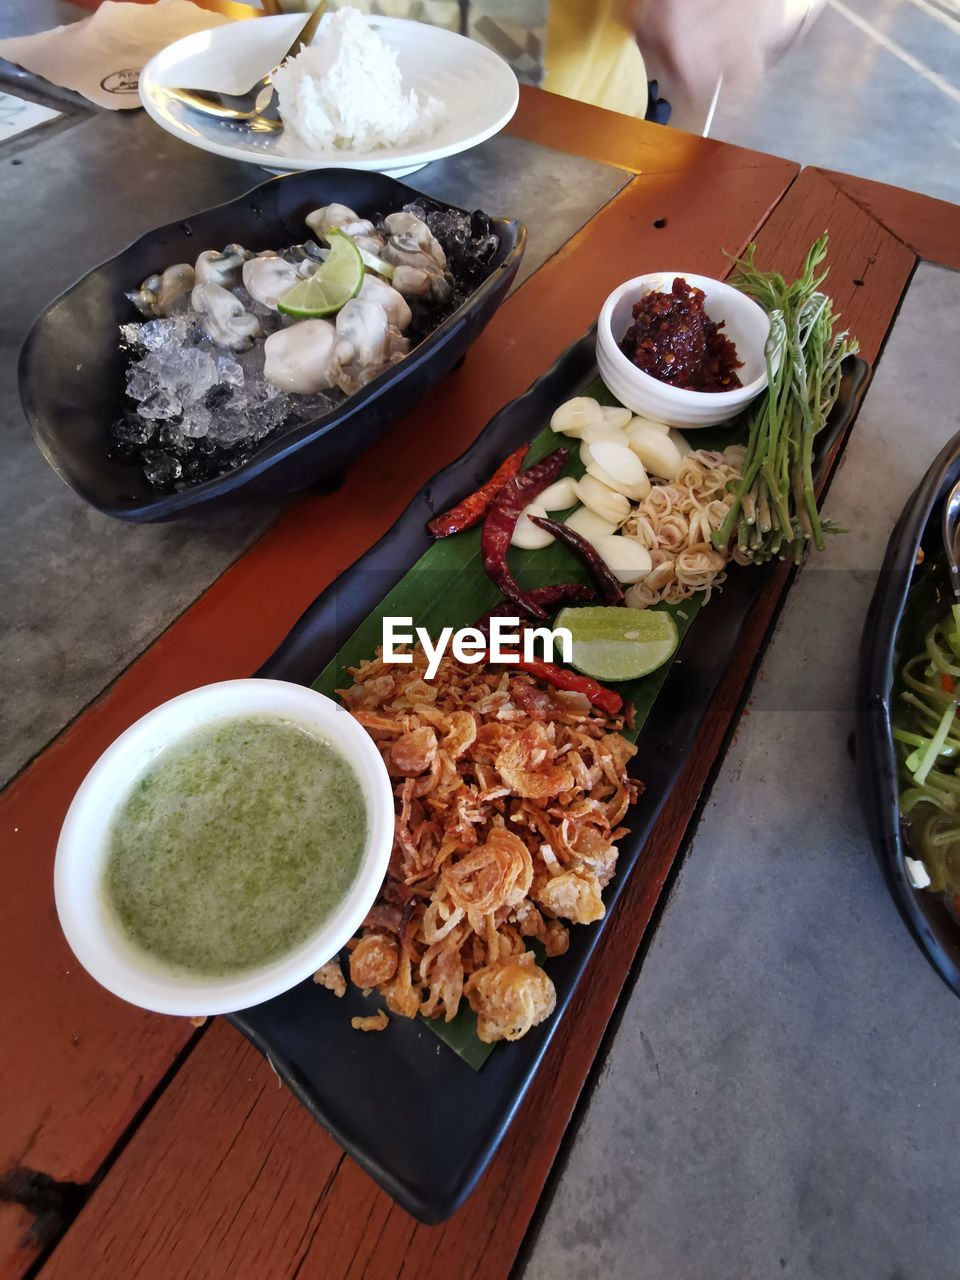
[18, 169, 525, 522]
[857, 428, 960, 996]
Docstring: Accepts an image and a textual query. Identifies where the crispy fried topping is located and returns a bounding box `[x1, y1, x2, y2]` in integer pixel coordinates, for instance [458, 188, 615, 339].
[313, 959, 347, 998]
[351, 1009, 390, 1033]
[465, 951, 557, 1043]
[333, 649, 640, 1040]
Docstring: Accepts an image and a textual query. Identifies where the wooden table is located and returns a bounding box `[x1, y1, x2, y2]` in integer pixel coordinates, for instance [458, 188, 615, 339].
[2, 86, 958, 1280]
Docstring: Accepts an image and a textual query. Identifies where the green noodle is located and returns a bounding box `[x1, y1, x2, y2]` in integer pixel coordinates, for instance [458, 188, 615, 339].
[896, 616, 960, 896]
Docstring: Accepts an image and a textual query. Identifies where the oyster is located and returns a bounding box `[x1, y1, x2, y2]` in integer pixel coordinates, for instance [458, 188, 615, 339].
[194, 244, 251, 289]
[128, 263, 195, 318]
[191, 282, 261, 350]
[263, 319, 353, 394]
[241, 254, 304, 310]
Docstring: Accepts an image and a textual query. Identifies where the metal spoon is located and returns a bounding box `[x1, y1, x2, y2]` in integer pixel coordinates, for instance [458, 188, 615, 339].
[165, 2, 326, 127]
[942, 478, 960, 612]
[166, 85, 283, 131]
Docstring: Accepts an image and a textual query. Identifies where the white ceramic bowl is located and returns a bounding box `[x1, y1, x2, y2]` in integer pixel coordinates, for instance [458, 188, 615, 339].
[55, 679, 393, 1017]
[596, 271, 771, 428]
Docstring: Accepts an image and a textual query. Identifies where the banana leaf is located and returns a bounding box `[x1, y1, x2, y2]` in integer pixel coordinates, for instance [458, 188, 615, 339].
[313, 380, 740, 1068]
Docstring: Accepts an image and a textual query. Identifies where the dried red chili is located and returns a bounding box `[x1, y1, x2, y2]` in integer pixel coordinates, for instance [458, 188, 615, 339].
[474, 582, 595, 638]
[512, 658, 623, 717]
[426, 444, 530, 538]
[480, 448, 569, 620]
[528, 516, 624, 605]
[619, 277, 742, 392]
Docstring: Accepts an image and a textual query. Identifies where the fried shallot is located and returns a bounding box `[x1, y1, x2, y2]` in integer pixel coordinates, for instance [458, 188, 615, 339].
[333, 649, 639, 1043]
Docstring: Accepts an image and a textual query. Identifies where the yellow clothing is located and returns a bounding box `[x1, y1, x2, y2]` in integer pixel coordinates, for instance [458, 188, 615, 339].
[544, 0, 647, 117]
[315, 0, 648, 119]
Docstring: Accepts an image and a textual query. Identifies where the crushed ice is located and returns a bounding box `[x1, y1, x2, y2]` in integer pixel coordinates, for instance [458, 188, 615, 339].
[113, 300, 338, 490]
[113, 203, 499, 492]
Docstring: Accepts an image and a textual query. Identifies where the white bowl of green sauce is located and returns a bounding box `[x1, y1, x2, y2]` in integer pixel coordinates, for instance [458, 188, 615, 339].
[55, 679, 394, 1017]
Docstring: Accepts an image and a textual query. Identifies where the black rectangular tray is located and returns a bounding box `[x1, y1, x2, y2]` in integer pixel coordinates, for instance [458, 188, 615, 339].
[232, 334, 869, 1223]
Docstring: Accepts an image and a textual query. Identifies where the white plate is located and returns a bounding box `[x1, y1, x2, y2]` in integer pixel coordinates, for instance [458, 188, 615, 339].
[139, 13, 519, 178]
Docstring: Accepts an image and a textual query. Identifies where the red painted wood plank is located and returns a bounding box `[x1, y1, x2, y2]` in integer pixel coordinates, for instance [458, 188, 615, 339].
[744, 167, 915, 364]
[507, 83, 800, 178]
[818, 168, 960, 271]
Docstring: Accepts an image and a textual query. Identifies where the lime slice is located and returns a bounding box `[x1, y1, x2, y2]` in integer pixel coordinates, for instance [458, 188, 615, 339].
[359, 247, 395, 280]
[277, 231, 363, 318]
[555, 605, 679, 682]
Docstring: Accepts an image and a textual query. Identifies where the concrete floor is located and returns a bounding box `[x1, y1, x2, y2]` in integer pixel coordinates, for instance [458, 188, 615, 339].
[521, 263, 960, 1280]
[712, 0, 960, 204]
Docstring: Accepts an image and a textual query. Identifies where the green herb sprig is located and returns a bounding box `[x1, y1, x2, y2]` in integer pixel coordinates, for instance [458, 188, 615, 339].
[714, 233, 859, 564]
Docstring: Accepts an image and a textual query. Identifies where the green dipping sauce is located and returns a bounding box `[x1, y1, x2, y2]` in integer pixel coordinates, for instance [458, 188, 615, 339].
[103, 715, 367, 977]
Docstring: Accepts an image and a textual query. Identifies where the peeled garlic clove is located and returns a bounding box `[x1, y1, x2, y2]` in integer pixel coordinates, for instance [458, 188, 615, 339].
[564, 506, 618, 541]
[575, 474, 631, 524]
[579, 432, 630, 466]
[628, 414, 671, 434]
[591, 534, 652, 583]
[600, 405, 633, 430]
[587, 440, 652, 501]
[579, 421, 629, 444]
[550, 396, 603, 437]
[626, 423, 684, 482]
[537, 476, 579, 511]
[511, 502, 555, 550]
[586, 459, 649, 502]
[670, 428, 692, 458]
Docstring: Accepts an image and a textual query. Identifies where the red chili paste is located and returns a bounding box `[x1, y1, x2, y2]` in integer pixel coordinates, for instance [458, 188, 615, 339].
[619, 277, 743, 392]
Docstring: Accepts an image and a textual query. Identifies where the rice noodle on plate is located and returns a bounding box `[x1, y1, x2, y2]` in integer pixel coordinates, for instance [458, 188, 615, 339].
[621, 445, 747, 608]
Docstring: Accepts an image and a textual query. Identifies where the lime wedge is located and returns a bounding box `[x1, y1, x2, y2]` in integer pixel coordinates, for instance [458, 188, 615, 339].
[359, 247, 395, 280]
[277, 231, 363, 318]
[555, 605, 679, 682]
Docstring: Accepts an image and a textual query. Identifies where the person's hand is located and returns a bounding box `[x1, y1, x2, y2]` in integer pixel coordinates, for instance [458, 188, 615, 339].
[629, 0, 821, 102]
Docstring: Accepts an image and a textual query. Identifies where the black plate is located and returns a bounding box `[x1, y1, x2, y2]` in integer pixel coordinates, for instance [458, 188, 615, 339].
[856, 430, 960, 997]
[18, 169, 524, 522]
[232, 338, 869, 1222]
